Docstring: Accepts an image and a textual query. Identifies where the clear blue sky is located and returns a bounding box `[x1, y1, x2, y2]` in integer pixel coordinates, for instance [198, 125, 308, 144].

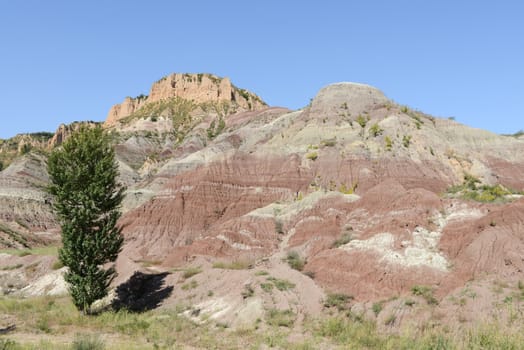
[0, 1, 522, 139]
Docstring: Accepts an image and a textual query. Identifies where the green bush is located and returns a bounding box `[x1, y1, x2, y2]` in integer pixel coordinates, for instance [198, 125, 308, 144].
[324, 293, 353, 311]
[286, 251, 305, 271]
[356, 115, 368, 128]
[372, 302, 383, 316]
[332, 233, 352, 248]
[306, 152, 318, 161]
[369, 123, 383, 137]
[402, 135, 412, 148]
[411, 285, 438, 305]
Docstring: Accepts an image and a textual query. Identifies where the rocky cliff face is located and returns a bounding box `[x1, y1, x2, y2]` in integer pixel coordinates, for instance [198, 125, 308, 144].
[105, 73, 266, 127]
[48, 121, 100, 148]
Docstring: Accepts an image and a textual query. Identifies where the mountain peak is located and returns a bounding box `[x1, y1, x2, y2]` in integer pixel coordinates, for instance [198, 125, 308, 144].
[310, 82, 389, 115]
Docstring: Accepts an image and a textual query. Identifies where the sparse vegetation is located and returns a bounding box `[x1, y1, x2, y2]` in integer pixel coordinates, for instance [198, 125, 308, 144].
[446, 173, 518, 203]
[324, 293, 353, 311]
[306, 152, 318, 161]
[411, 285, 438, 305]
[372, 302, 383, 316]
[286, 251, 305, 271]
[260, 282, 274, 293]
[356, 115, 368, 128]
[182, 267, 202, 279]
[332, 233, 352, 248]
[181, 280, 198, 291]
[402, 135, 412, 148]
[266, 308, 296, 327]
[206, 116, 226, 139]
[369, 123, 383, 137]
[72, 334, 105, 350]
[266, 277, 295, 291]
[385, 136, 393, 151]
[212, 260, 252, 270]
[320, 138, 337, 147]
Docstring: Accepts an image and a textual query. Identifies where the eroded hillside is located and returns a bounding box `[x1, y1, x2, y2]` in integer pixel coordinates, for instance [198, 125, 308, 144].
[1, 73, 524, 340]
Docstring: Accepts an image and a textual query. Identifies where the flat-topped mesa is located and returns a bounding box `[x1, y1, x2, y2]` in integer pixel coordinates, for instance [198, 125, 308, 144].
[309, 82, 390, 116]
[104, 73, 267, 127]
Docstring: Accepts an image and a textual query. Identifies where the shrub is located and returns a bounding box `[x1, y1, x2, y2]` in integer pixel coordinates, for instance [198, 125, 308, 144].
[306, 152, 318, 161]
[324, 293, 353, 311]
[321, 138, 337, 147]
[385, 136, 393, 151]
[369, 123, 383, 137]
[182, 267, 202, 279]
[267, 277, 295, 291]
[332, 233, 352, 248]
[402, 135, 412, 148]
[286, 251, 305, 271]
[411, 285, 438, 305]
[372, 302, 383, 316]
[356, 115, 368, 128]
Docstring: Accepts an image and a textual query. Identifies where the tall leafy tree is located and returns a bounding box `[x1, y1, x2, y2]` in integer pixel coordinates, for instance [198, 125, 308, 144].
[47, 125, 124, 313]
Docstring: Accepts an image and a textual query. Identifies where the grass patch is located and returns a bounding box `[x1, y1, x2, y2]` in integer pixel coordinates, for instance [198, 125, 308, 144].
[331, 233, 352, 248]
[324, 293, 353, 311]
[182, 267, 202, 279]
[260, 283, 274, 293]
[412, 285, 438, 305]
[212, 260, 252, 270]
[266, 309, 296, 328]
[1, 263, 23, 271]
[267, 277, 295, 291]
[181, 280, 198, 291]
[72, 334, 105, 350]
[0, 246, 59, 257]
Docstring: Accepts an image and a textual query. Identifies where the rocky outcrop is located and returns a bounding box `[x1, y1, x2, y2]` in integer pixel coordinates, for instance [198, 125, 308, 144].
[104, 73, 267, 127]
[48, 121, 100, 148]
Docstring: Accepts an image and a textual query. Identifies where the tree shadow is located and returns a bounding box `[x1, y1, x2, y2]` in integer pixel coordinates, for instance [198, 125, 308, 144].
[112, 271, 174, 312]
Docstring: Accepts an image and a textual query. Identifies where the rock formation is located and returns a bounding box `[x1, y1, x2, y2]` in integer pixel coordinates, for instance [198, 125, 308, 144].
[104, 73, 266, 127]
[1, 74, 524, 331]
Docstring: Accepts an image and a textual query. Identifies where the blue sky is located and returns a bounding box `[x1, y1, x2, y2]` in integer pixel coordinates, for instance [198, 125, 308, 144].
[0, 1, 522, 138]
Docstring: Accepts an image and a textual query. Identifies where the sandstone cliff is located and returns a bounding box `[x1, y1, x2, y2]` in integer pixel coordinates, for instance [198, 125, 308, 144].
[104, 73, 266, 127]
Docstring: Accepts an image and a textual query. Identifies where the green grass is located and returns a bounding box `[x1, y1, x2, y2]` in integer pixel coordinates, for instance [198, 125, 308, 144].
[323, 293, 353, 311]
[212, 260, 252, 270]
[0, 246, 59, 257]
[412, 285, 438, 305]
[266, 309, 296, 328]
[181, 267, 202, 279]
[2, 295, 524, 349]
[266, 277, 295, 291]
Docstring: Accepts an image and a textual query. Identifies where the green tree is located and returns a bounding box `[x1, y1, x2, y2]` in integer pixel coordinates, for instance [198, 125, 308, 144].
[47, 125, 124, 313]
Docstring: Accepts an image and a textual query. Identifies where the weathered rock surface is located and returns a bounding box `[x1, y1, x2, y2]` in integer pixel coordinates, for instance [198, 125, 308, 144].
[2, 75, 524, 329]
[105, 73, 266, 127]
